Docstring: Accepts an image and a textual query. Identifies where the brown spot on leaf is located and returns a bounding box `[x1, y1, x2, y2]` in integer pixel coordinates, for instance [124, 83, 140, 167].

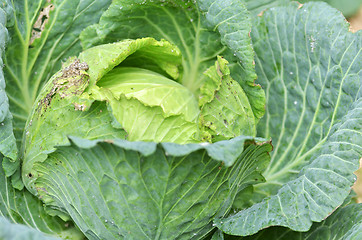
[61, 59, 89, 78]
[74, 102, 86, 111]
[30, 1, 54, 45]
[37, 58, 89, 113]
[36, 187, 49, 196]
[257, 10, 265, 17]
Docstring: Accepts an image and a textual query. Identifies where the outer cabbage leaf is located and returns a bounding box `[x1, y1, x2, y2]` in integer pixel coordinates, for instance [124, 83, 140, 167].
[2, 0, 112, 179]
[239, 203, 362, 240]
[299, 0, 362, 17]
[0, 216, 61, 240]
[215, 2, 362, 235]
[0, 155, 84, 239]
[33, 137, 271, 240]
[0, 2, 17, 177]
[80, 0, 265, 123]
[243, 0, 362, 17]
[0, 4, 84, 239]
[242, 0, 290, 15]
[211, 229, 225, 240]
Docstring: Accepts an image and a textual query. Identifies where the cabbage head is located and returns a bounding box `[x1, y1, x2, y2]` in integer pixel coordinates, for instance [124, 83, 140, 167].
[19, 33, 269, 239]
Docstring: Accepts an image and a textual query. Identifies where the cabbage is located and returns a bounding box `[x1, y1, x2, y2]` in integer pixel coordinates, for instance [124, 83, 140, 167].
[0, 0, 361, 239]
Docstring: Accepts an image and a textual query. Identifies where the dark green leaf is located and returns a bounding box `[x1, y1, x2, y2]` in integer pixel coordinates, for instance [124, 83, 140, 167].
[0, 216, 60, 240]
[299, 0, 362, 17]
[0, 155, 85, 239]
[211, 229, 225, 240]
[243, 0, 362, 17]
[215, 2, 362, 235]
[239, 203, 362, 240]
[34, 138, 271, 239]
[242, 0, 290, 15]
[0, 2, 17, 176]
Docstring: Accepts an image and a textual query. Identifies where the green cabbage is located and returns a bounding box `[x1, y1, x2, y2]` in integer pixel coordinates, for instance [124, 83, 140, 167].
[21, 37, 262, 194]
[1, 0, 360, 239]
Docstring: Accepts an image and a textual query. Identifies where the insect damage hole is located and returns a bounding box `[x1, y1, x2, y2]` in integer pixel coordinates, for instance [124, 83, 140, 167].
[29, 1, 55, 45]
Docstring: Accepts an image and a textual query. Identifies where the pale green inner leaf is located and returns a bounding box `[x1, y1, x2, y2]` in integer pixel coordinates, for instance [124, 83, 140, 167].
[98, 67, 200, 122]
